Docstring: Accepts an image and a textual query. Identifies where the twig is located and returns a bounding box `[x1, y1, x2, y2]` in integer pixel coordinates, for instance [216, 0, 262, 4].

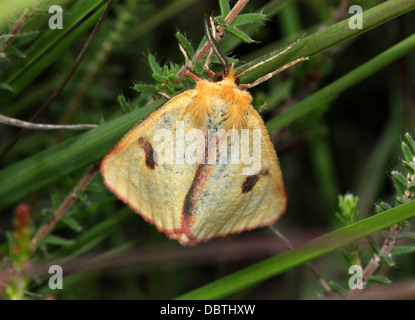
[0, 0, 115, 160]
[0, 114, 97, 130]
[176, 0, 250, 78]
[0, 0, 41, 52]
[348, 224, 402, 298]
[32, 163, 99, 247]
[269, 225, 333, 294]
[0, 164, 99, 296]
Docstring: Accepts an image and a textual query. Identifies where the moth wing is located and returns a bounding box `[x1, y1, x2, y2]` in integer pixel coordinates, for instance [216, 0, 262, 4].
[180, 105, 286, 244]
[101, 90, 197, 237]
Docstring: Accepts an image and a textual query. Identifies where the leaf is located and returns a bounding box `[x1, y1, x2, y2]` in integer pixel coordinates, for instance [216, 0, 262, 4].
[380, 254, 395, 268]
[230, 13, 267, 27]
[0, 34, 12, 47]
[401, 142, 413, 162]
[218, 0, 230, 18]
[390, 171, 407, 195]
[7, 47, 25, 59]
[328, 281, 347, 296]
[148, 53, 163, 76]
[368, 275, 391, 285]
[133, 84, 159, 95]
[43, 235, 75, 246]
[376, 201, 392, 214]
[61, 216, 83, 233]
[224, 26, 254, 43]
[390, 246, 415, 256]
[402, 161, 414, 175]
[0, 82, 14, 93]
[396, 232, 415, 240]
[13, 31, 40, 47]
[214, 16, 227, 26]
[404, 132, 415, 155]
[175, 32, 195, 58]
[117, 95, 131, 114]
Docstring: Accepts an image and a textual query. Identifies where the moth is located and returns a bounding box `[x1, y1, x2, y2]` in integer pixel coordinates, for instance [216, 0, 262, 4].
[101, 18, 308, 245]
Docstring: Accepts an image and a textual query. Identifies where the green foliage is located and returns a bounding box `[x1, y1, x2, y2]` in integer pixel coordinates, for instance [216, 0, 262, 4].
[0, 0, 415, 300]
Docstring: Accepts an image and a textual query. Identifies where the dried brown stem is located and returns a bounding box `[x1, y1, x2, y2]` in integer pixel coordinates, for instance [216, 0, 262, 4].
[0, 114, 97, 130]
[348, 224, 402, 298]
[32, 163, 99, 247]
[0, 0, 115, 160]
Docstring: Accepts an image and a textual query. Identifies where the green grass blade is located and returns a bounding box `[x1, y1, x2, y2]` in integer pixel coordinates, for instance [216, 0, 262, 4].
[0, 0, 105, 105]
[237, 0, 415, 84]
[0, 100, 163, 210]
[265, 32, 415, 132]
[176, 200, 415, 299]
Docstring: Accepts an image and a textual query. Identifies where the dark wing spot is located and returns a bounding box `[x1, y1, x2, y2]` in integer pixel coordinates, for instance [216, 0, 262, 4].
[242, 174, 260, 193]
[138, 137, 156, 170]
[241, 170, 269, 193]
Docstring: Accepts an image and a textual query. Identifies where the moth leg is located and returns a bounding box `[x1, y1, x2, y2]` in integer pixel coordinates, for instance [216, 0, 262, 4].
[239, 57, 309, 89]
[158, 91, 172, 99]
[236, 34, 307, 80]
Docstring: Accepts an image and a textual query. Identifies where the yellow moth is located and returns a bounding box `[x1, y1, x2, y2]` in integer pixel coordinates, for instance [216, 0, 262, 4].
[101, 18, 308, 246]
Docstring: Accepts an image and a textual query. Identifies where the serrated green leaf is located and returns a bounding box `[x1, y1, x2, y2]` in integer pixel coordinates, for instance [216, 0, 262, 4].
[117, 95, 131, 114]
[404, 133, 415, 155]
[152, 73, 165, 83]
[165, 81, 174, 92]
[379, 201, 392, 212]
[175, 32, 195, 58]
[230, 13, 267, 27]
[368, 275, 391, 285]
[401, 142, 413, 162]
[214, 16, 227, 26]
[148, 53, 163, 76]
[219, 0, 230, 18]
[390, 246, 415, 256]
[402, 161, 415, 175]
[13, 31, 40, 47]
[43, 235, 74, 246]
[224, 26, 254, 44]
[391, 171, 407, 194]
[408, 185, 415, 192]
[133, 84, 159, 95]
[61, 216, 82, 233]
[380, 254, 396, 267]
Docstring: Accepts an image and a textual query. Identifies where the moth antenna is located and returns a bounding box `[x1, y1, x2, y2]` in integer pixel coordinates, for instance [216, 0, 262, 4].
[204, 15, 229, 76]
[235, 33, 307, 79]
